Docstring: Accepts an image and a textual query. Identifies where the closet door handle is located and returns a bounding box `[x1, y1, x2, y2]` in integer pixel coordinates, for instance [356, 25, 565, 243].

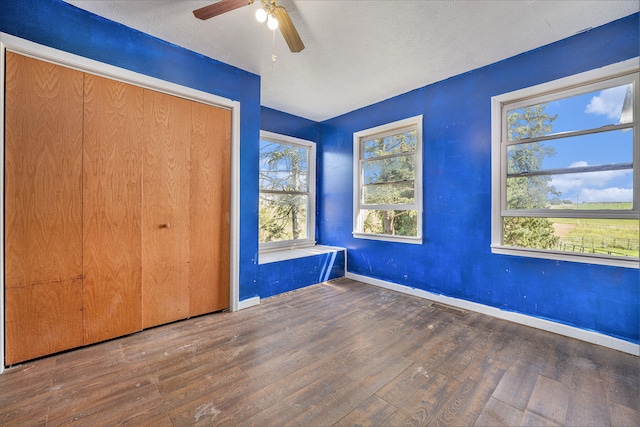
[160, 223, 171, 229]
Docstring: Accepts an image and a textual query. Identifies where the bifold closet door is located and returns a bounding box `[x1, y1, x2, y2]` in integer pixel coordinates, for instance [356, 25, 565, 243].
[4, 52, 84, 364]
[142, 89, 191, 328]
[83, 74, 144, 344]
[5, 53, 232, 363]
[189, 103, 231, 316]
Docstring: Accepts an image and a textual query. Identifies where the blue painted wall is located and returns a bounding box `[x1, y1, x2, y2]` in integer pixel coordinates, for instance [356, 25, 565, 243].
[259, 250, 345, 298]
[1, 0, 262, 300]
[318, 14, 640, 344]
[261, 106, 320, 143]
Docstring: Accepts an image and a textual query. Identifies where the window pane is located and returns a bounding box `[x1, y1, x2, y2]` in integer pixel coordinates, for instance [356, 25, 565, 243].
[362, 209, 418, 237]
[506, 175, 557, 209]
[507, 130, 632, 173]
[363, 181, 414, 204]
[506, 130, 634, 210]
[504, 217, 639, 258]
[507, 83, 633, 141]
[259, 140, 308, 192]
[259, 193, 308, 243]
[363, 130, 417, 159]
[507, 170, 634, 210]
[363, 154, 415, 185]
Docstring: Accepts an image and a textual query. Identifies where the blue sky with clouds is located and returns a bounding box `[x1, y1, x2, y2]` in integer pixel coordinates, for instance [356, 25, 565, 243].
[541, 84, 633, 203]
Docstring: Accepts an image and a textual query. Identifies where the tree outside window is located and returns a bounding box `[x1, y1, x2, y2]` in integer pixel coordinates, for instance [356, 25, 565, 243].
[259, 132, 315, 250]
[354, 116, 423, 244]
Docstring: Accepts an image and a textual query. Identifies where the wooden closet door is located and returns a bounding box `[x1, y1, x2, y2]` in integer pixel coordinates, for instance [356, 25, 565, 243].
[189, 103, 231, 316]
[4, 52, 84, 364]
[83, 74, 144, 344]
[142, 89, 191, 328]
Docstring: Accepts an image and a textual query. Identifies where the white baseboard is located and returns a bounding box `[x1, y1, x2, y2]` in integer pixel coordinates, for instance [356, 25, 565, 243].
[238, 296, 261, 310]
[346, 272, 639, 356]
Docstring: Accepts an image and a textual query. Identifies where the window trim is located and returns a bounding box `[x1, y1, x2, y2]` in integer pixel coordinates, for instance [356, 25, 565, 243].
[491, 57, 640, 269]
[259, 130, 316, 253]
[353, 115, 423, 244]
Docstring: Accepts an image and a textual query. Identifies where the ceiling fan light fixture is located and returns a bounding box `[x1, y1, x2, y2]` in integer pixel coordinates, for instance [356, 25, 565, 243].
[255, 8, 267, 23]
[194, 0, 304, 53]
[267, 14, 279, 30]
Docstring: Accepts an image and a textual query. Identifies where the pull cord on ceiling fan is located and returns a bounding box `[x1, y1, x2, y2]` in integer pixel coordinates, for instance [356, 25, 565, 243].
[193, 0, 305, 53]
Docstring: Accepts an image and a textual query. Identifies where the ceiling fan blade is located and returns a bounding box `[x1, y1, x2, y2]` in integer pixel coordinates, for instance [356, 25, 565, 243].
[193, 0, 250, 20]
[273, 6, 305, 53]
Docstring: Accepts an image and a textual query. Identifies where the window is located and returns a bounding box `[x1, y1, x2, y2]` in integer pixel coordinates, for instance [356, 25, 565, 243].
[353, 116, 423, 244]
[259, 131, 316, 251]
[491, 58, 639, 268]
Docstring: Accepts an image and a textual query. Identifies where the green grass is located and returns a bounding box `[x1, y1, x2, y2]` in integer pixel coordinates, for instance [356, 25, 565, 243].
[551, 216, 639, 257]
[550, 202, 633, 210]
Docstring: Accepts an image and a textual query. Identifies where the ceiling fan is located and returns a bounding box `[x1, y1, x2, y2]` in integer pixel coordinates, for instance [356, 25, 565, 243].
[194, 0, 305, 53]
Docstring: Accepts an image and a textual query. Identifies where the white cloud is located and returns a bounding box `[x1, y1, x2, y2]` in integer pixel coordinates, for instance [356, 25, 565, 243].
[569, 161, 588, 168]
[551, 175, 584, 194]
[584, 86, 627, 121]
[549, 161, 633, 203]
[550, 162, 631, 194]
[578, 187, 633, 203]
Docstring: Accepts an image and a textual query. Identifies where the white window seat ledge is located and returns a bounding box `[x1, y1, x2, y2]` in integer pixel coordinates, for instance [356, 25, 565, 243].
[259, 245, 345, 265]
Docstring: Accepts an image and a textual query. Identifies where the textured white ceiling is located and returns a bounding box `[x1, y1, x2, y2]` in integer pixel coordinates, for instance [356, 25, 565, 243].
[63, 0, 639, 121]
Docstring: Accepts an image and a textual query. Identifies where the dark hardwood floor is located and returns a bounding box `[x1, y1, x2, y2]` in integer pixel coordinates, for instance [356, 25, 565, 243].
[1, 278, 638, 426]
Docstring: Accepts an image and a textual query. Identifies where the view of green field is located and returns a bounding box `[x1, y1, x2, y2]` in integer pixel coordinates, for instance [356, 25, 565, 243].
[550, 203, 639, 258]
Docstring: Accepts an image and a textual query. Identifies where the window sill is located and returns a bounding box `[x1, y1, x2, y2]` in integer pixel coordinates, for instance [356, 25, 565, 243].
[491, 245, 640, 269]
[259, 245, 346, 265]
[353, 232, 422, 245]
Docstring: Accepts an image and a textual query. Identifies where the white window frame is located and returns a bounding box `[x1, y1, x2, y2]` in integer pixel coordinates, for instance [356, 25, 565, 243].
[491, 58, 639, 269]
[353, 115, 423, 244]
[259, 131, 316, 252]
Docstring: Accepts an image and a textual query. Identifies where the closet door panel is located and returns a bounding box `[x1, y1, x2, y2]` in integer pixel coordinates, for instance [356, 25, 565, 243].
[5, 280, 83, 364]
[189, 103, 231, 316]
[142, 89, 191, 328]
[4, 52, 84, 364]
[83, 74, 144, 344]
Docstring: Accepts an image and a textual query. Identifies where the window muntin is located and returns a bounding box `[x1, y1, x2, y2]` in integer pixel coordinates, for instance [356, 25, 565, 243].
[259, 132, 316, 251]
[353, 116, 423, 243]
[492, 60, 639, 267]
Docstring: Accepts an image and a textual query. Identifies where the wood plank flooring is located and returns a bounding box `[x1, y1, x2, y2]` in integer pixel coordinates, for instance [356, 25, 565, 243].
[1, 278, 638, 426]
